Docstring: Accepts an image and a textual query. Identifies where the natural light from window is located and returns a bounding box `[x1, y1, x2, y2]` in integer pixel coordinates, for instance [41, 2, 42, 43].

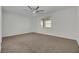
[41, 19, 52, 28]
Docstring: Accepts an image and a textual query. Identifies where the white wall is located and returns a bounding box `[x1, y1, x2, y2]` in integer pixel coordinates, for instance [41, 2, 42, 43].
[77, 7, 79, 43]
[35, 7, 78, 42]
[29, 17, 37, 32]
[0, 6, 2, 52]
[51, 7, 77, 39]
[2, 11, 32, 37]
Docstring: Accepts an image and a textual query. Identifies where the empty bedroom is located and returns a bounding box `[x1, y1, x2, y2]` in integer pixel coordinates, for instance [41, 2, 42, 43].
[0, 6, 79, 53]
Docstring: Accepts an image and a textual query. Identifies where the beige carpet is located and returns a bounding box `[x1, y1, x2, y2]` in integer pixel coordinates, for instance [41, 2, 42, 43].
[1, 32, 79, 53]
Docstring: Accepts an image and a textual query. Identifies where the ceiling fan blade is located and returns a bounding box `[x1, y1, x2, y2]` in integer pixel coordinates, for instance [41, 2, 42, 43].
[36, 10, 44, 12]
[36, 12, 46, 15]
[35, 6, 39, 10]
[27, 6, 33, 10]
[24, 8, 33, 13]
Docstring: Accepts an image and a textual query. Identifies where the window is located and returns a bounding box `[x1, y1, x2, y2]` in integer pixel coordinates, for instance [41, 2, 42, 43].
[45, 20, 52, 28]
[41, 19, 52, 28]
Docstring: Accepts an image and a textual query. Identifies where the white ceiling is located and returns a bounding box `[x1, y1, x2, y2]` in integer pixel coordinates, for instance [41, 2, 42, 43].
[2, 6, 74, 17]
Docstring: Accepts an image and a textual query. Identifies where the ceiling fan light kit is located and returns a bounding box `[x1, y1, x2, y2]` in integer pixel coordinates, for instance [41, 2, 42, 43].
[27, 6, 45, 14]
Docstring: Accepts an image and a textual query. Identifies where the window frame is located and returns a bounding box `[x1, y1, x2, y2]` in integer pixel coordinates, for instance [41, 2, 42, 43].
[41, 18, 52, 29]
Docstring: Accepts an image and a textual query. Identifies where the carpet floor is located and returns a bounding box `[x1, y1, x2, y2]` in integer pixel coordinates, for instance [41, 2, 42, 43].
[1, 32, 79, 53]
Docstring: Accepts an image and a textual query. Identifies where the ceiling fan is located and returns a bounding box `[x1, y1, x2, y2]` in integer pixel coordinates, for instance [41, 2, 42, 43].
[26, 6, 45, 14]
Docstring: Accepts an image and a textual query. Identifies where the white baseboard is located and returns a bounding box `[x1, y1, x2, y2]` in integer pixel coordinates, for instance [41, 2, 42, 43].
[37, 32, 79, 44]
[2, 32, 31, 38]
